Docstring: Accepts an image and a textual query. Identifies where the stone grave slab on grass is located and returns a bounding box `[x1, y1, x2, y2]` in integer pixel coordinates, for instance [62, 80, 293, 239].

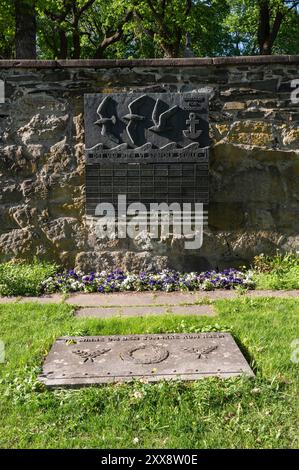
[39, 333, 254, 388]
[75, 304, 216, 318]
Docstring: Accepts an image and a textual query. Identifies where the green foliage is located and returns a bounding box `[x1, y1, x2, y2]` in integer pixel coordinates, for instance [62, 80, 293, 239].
[252, 252, 299, 290]
[1, 0, 298, 59]
[274, 8, 299, 54]
[185, 0, 234, 57]
[36, 0, 131, 59]
[225, 0, 299, 55]
[0, 261, 58, 296]
[124, 0, 232, 58]
[253, 252, 299, 273]
[0, 0, 15, 58]
[0, 298, 298, 448]
[224, 0, 260, 54]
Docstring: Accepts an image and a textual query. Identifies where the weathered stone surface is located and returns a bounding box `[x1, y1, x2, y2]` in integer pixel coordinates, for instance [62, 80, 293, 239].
[66, 291, 201, 307]
[75, 304, 216, 318]
[40, 217, 86, 251]
[226, 121, 274, 147]
[39, 333, 254, 387]
[1, 290, 298, 305]
[0, 228, 36, 258]
[74, 250, 169, 272]
[0, 61, 298, 270]
[223, 101, 246, 110]
[282, 127, 299, 147]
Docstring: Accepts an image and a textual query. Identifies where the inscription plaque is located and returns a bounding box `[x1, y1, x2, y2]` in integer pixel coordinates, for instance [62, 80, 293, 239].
[84, 93, 209, 214]
[39, 333, 254, 388]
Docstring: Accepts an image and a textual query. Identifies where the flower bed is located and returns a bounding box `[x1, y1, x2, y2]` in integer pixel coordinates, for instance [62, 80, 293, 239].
[42, 268, 255, 293]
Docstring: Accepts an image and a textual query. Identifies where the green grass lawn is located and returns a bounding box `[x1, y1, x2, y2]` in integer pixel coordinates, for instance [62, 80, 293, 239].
[253, 252, 299, 290]
[0, 298, 298, 449]
[254, 270, 299, 290]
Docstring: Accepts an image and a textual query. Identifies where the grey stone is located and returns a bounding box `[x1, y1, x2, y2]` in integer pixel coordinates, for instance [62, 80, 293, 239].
[0, 294, 64, 303]
[0, 62, 299, 270]
[39, 332, 254, 388]
[248, 78, 279, 92]
[75, 304, 216, 318]
[1, 290, 298, 305]
[63, 289, 299, 308]
[66, 291, 203, 307]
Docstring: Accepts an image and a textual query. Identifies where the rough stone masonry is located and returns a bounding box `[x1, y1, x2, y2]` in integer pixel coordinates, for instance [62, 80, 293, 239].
[0, 56, 298, 272]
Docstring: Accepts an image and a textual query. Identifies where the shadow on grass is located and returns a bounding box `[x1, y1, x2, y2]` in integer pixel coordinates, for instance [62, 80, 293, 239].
[232, 334, 257, 375]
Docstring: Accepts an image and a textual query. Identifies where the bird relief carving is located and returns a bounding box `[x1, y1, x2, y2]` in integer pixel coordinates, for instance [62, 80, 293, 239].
[94, 96, 118, 144]
[86, 93, 207, 152]
[122, 94, 147, 146]
[149, 98, 179, 133]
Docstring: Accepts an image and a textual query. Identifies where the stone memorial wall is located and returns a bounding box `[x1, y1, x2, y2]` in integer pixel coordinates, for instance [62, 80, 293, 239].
[0, 56, 298, 271]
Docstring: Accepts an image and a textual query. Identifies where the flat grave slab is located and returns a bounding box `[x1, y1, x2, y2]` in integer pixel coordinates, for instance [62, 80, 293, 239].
[75, 304, 216, 318]
[39, 333, 254, 388]
[66, 292, 209, 307]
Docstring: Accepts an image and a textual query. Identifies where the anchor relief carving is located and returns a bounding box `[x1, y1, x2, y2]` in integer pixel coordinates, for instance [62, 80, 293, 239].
[183, 112, 202, 139]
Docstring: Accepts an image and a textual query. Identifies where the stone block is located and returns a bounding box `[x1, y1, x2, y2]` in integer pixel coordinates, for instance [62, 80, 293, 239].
[39, 333, 254, 387]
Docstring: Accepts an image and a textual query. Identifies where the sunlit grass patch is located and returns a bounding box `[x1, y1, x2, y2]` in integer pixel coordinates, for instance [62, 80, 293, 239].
[0, 297, 298, 448]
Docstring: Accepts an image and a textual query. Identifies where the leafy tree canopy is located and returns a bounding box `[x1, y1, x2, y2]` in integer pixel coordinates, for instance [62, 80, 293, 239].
[1, 0, 298, 59]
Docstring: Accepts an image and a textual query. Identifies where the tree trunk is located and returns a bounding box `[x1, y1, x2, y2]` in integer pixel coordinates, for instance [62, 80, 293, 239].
[258, 0, 271, 54]
[58, 30, 68, 59]
[257, 0, 284, 55]
[72, 20, 81, 59]
[160, 41, 179, 58]
[15, 0, 36, 59]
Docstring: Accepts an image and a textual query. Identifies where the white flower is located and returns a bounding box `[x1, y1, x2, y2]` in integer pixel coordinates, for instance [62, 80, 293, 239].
[133, 391, 144, 400]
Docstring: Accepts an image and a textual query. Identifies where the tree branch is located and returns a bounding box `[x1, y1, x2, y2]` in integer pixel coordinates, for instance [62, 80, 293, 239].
[93, 10, 133, 59]
[78, 0, 97, 17]
[185, 0, 192, 16]
[145, 0, 171, 38]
